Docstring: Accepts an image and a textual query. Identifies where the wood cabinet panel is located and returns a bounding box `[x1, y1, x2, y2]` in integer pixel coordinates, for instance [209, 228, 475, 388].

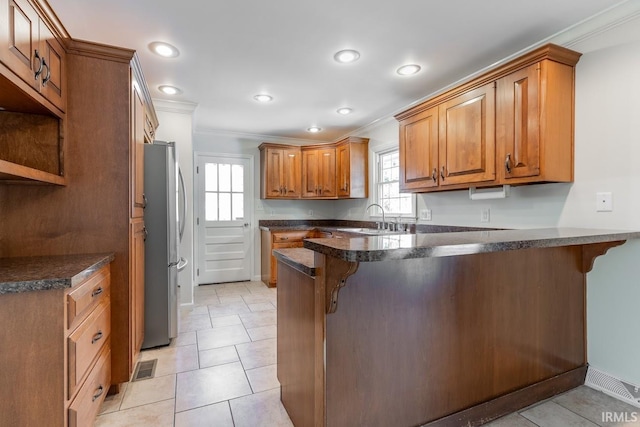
[67, 266, 110, 330]
[0, 0, 40, 90]
[399, 106, 439, 191]
[438, 82, 496, 186]
[302, 147, 336, 198]
[39, 22, 65, 111]
[130, 218, 145, 371]
[68, 345, 111, 427]
[260, 145, 301, 199]
[131, 82, 145, 218]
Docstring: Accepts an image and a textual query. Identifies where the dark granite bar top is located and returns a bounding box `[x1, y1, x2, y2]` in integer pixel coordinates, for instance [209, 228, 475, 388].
[259, 219, 492, 234]
[304, 228, 640, 262]
[0, 253, 115, 294]
[273, 248, 316, 277]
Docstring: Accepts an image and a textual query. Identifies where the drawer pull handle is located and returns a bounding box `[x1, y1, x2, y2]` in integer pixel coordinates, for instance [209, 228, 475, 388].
[92, 385, 104, 402]
[281, 237, 288, 240]
[440, 166, 446, 181]
[431, 168, 437, 183]
[41, 58, 51, 86]
[505, 153, 512, 174]
[91, 331, 104, 344]
[91, 287, 103, 298]
[34, 50, 43, 80]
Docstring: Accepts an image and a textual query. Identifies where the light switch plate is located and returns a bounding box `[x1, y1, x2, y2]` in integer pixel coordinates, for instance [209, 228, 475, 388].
[481, 208, 490, 223]
[596, 192, 613, 212]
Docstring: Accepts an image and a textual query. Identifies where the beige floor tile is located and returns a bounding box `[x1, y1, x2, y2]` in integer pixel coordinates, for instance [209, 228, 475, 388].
[178, 314, 212, 333]
[179, 305, 209, 318]
[175, 362, 252, 412]
[99, 382, 128, 415]
[242, 293, 273, 304]
[210, 314, 243, 328]
[197, 324, 251, 350]
[216, 286, 251, 297]
[240, 310, 277, 328]
[219, 295, 246, 304]
[140, 344, 199, 376]
[199, 345, 239, 368]
[175, 401, 234, 427]
[171, 331, 197, 347]
[236, 338, 276, 369]
[247, 324, 277, 341]
[208, 301, 251, 317]
[484, 413, 539, 426]
[230, 388, 293, 427]
[521, 401, 599, 427]
[248, 302, 276, 312]
[246, 364, 280, 393]
[554, 386, 640, 426]
[95, 399, 175, 427]
[193, 293, 220, 306]
[120, 374, 176, 410]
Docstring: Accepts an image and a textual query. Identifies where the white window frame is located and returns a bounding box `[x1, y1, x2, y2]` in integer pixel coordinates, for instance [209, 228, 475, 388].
[372, 145, 416, 219]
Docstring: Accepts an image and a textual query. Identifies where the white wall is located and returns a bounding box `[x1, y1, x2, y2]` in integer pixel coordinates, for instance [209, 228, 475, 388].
[153, 100, 197, 305]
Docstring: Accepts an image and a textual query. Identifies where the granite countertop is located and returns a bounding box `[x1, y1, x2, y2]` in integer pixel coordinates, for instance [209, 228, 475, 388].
[273, 248, 316, 277]
[0, 253, 115, 294]
[303, 228, 640, 262]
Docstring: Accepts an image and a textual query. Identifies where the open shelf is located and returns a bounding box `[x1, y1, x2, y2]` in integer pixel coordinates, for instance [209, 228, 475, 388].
[0, 159, 65, 185]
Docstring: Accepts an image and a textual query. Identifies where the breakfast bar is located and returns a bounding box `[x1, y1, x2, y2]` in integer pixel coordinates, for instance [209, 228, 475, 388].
[274, 228, 640, 427]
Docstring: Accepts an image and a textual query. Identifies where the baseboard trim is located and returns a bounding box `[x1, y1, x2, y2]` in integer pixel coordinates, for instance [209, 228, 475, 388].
[421, 366, 588, 427]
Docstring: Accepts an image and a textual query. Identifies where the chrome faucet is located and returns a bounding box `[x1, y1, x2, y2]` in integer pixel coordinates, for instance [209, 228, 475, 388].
[365, 203, 386, 229]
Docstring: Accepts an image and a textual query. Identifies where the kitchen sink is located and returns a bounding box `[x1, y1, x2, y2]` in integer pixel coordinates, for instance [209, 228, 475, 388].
[336, 227, 407, 236]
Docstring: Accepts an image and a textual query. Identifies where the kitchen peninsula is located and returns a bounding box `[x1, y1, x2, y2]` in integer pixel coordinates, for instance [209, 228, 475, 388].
[274, 227, 640, 427]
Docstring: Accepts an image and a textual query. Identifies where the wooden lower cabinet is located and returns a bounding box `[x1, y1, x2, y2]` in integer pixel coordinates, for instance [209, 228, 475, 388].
[130, 218, 145, 372]
[0, 262, 112, 427]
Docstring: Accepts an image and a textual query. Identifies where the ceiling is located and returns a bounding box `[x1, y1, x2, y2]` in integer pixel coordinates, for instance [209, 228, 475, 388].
[48, 0, 625, 142]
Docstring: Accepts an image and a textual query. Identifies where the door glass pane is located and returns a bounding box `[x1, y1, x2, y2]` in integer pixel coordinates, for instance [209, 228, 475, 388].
[205, 193, 218, 221]
[219, 164, 231, 192]
[232, 193, 244, 220]
[232, 165, 244, 192]
[205, 163, 217, 191]
[219, 193, 231, 221]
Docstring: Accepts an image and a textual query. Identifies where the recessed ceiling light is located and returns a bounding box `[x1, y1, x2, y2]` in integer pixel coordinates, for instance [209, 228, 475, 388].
[337, 107, 353, 115]
[334, 49, 360, 64]
[158, 85, 182, 95]
[397, 64, 421, 76]
[307, 126, 322, 133]
[149, 42, 179, 58]
[254, 94, 273, 103]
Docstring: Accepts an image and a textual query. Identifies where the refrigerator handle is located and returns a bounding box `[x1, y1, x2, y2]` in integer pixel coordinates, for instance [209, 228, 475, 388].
[177, 257, 188, 271]
[178, 167, 187, 242]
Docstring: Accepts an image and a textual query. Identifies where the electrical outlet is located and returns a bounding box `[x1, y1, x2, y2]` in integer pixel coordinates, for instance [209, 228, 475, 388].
[308, 210, 314, 216]
[420, 209, 432, 221]
[270, 209, 275, 216]
[596, 192, 613, 212]
[481, 208, 490, 223]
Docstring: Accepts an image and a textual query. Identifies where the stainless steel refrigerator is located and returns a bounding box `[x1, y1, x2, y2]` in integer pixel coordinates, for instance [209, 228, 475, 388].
[142, 140, 187, 349]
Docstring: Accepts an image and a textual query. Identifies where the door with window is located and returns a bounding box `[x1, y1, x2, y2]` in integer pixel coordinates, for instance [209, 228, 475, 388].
[196, 155, 252, 284]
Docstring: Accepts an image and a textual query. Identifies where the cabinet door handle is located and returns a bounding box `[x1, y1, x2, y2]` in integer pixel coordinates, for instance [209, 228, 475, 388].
[284, 185, 287, 194]
[143, 226, 148, 241]
[281, 237, 288, 240]
[91, 287, 103, 298]
[41, 58, 51, 86]
[440, 166, 446, 181]
[319, 186, 322, 194]
[431, 168, 437, 183]
[91, 331, 104, 344]
[142, 194, 148, 209]
[33, 50, 44, 80]
[92, 385, 105, 402]
[505, 153, 512, 174]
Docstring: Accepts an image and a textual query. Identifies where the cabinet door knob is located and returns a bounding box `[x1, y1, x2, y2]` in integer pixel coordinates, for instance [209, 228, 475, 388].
[431, 168, 437, 183]
[440, 166, 446, 181]
[34, 50, 44, 80]
[41, 58, 51, 86]
[505, 153, 512, 174]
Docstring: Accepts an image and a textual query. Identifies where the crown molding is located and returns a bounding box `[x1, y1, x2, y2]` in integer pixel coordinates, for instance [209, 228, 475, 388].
[194, 127, 329, 145]
[153, 99, 199, 115]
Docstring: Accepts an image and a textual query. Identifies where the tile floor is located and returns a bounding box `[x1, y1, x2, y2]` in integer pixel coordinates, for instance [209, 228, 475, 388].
[96, 280, 640, 427]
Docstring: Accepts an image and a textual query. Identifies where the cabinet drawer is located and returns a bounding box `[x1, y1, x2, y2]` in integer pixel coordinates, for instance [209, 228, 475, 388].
[273, 241, 305, 250]
[66, 265, 110, 329]
[273, 231, 310, 243]
[68, 345, 111, 427]
[68, 301, 110, 399]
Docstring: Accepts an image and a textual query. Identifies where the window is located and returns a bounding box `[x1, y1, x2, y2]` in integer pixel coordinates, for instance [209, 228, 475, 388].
[204, 162, 244, 221]
[374, 148, 415, 217]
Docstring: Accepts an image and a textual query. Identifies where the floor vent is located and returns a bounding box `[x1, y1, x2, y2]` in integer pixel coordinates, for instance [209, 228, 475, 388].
[132, 359, 157, 382]
[585, 366, 640, 408]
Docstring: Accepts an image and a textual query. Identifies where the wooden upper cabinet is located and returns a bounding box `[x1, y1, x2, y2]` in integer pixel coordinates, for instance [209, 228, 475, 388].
[438, 82, 496, 186]
[302, 146, 336, 198]
[131, 81, 145, 218]
[399, 106, 439, 191]
[336, 137, 369, 198]
[0, 0, 66, 111]
[497, 59, 575, 183]
[395, 43, 580, 193]
[39, 22, 65, 111]
[259, 144, 301, 199]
